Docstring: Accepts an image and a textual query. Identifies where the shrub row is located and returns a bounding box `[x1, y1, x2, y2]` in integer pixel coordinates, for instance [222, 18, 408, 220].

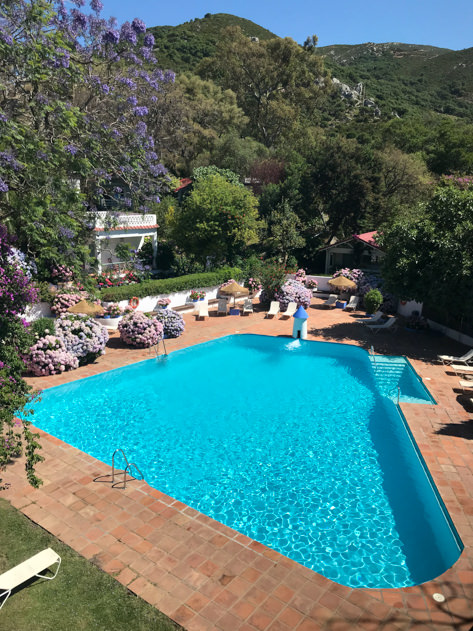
[98, 267, 243, 302]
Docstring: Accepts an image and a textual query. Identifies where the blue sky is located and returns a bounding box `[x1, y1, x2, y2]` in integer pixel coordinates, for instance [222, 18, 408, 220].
[100, 0, 472, 50]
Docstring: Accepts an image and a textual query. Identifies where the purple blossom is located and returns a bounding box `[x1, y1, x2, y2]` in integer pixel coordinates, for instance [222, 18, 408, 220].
[127, 96, 138, 106]
[64, 144, 78, 155]
[0, 28, 13, 46]
[135, 121, 147, 136]
[71, 9, 88, 30]
[0, 113, 7, 123]
[118, 77, 136, 89]
[0, 179, 9, 193]
[90, 0, 103, 12]
[120, 22, 137, 45]
[0, 151, 22, 171]
[144, 33, 155, 48]
[103, 29, 120, 44]
[101, 83, 110, 94]
[35, 93, 49, 105]
[131, 18, 146, 34]
[135, 105, 150, 117]
[59, 226, 75, 239]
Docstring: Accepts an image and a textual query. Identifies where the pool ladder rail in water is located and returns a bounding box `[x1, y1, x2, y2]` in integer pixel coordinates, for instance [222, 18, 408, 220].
[150, 337, 168, 358]
[93, 448, 144, 490]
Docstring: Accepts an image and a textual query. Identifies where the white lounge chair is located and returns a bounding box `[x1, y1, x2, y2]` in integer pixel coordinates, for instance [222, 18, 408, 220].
[242, 299, 253, 315]
[344, 295, 359, 311]
[217, 299, 228, 316]
[459, 379, 473, 392]
[451, 364, 473, 375]
[356, 310, 384, 325]
[322, 294, 338, 308]
[194, 302, 209, 319]
[280, 302, 297, 318]
[438, 348, 473, 365]
[367, 317, 397, 333]
[0, 548, 61, 610]
[266, 301, 280, 318]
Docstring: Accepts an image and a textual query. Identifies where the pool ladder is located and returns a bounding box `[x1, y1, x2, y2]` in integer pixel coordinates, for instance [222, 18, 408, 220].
[388, 385, 401, 405]
[110, 448, 144, 489]
[150, 337, 168, 357]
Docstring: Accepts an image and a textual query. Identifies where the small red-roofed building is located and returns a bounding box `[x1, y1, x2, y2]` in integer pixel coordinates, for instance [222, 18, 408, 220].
[319, 231, 385, 274]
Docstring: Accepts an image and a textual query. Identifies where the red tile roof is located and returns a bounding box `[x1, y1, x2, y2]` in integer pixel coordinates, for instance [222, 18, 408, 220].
[353, 230, 380, 248]
[174, 177, 192, 192]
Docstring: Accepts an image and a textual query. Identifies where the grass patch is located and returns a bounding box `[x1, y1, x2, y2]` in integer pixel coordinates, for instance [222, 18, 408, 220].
[0, 499, 181, 631]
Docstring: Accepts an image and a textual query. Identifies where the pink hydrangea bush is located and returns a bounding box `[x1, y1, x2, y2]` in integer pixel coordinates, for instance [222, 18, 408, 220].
[275, 280, 311, 311]
[295, 268, 306, 283]
[26, 335, 78, 376]
[51, 291, 87, 315]
[118, 311, 163, 348]
[55, 314, 109, 365]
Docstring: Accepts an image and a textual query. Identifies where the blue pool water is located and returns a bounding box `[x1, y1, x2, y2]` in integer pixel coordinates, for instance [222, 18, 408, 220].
[30, 335, 462, 588]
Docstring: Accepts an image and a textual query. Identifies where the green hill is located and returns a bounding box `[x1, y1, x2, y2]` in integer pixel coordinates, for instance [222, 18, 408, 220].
[317, 43, 473, 119]
[149, 13, 278, 73]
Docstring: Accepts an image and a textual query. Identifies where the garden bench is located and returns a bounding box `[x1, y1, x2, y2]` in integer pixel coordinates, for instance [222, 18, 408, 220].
[0, 548, 61, 610]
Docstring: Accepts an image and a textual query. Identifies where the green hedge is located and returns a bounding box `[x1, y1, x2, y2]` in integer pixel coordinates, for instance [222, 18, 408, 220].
[98, 267, 243, 302]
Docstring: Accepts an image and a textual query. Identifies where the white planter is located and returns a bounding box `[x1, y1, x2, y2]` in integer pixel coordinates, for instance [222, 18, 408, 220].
[95, 316, 123, 330]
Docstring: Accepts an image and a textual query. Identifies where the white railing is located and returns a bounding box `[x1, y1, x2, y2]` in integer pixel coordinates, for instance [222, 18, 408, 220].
[91, 211, 156, 230]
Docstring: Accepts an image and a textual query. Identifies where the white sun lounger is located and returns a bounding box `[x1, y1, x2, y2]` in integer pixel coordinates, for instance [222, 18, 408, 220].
[459, 379, 473, 392]
[356, 310, 384, 325]
[322, 294, 337, 308]
[280, 302, 297, 318]
[451, 364, 473, 375]
[0, 548, 61, 610]
[266, 301, 280, 318]
[344, 295, 359, 311]
[367, 317, 397, 333]
[438, 348, 473, 365]
[242, 299, 253, 315]
[216, 299, 228, 316]
[194, 302, 209, 319]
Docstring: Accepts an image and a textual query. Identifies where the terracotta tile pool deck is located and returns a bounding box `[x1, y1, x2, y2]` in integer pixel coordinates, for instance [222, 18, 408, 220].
[4, 298, 473, 630]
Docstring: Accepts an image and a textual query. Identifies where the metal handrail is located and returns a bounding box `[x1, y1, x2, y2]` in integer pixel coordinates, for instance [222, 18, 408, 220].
[388, 385, 401, 405]
[111, 449, 144, 489]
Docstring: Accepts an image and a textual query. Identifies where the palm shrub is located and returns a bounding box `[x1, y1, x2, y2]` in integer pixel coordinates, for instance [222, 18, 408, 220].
[364, 289, 383, 314]
[153, 309, 185, 338]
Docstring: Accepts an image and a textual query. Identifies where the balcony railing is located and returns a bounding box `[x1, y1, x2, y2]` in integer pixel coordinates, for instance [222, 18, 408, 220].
[91, 211, 157, 230]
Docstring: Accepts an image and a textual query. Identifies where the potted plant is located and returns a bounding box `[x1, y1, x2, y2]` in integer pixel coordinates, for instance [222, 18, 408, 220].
[189, 290, 200, 302]
[247, 277, 262, 296]
[157, 297, 171, 309]
[198, 291, 206, 301]
[305, 278, 318, 292]
[106, 303, 123, 318]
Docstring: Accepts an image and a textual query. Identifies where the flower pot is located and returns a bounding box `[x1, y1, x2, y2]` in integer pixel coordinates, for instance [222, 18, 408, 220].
[159, 304, 168, 309]
[192, 299, 198, 303]
[199, 298, 204, 301]
[103, 314, 110, 319]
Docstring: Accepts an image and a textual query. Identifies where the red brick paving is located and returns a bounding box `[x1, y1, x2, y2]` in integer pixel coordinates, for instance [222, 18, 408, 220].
[3, 298, 473, 630]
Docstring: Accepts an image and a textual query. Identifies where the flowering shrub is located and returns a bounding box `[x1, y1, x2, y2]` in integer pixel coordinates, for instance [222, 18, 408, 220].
[295, 268, 306, 283]
[157, 297, 171, 307]
[51, 264, 73, 282]
[219, 278, 236, 290]
[189, 290, 205, 300]
[55, 314, 109, 364]
[154, 309, 185, 338]
[26, 335, 78, 376]
[332, 268, 372, 295]
[95, 270, 140, 288]
[51, 291, 88, 315]
[247, 277, 262, 293]
[118, 311, 163, 348]
[305, 278, 318, 289]
[275, 280, 312, 311]
[104, 303, 123, 316]
[259, 260, 287, 304]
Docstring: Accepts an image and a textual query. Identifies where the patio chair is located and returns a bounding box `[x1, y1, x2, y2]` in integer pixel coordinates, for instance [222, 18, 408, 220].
[344, 295, 359, 311]
[195, 302, 209, 320]
[266, 301, 280, 318]
[356, 310, 384, 325]
[242, 299, 253, 315]
[451, 364, 473, 376]
[322, 294, 338, 308]
[0, 548, 61, 610]
[280, 302, 297, 318]
[438, 348, 473, 365]
[217, 299, 228, 316]
[459, 379, 473, 392]
[366, 317, 397, 333]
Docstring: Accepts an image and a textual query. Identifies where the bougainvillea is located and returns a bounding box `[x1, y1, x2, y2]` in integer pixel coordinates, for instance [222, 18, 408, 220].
[26, 336, 78, 376]
[51, 291, 88, 315]
[258, 259, 288, 304]
[275, 279, 312, 311]
[153, 309, 185, 338]
[55, 314, 109, 364]
[0, 224, 42, 489]
[118, 310, 163, 347]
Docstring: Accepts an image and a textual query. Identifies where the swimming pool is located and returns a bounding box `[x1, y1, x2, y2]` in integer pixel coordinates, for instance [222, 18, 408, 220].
[30, 335, 462, 588]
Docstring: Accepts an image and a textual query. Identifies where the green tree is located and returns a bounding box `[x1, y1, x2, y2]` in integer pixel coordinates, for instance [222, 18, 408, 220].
[378, 186, 473, 322]
[198, 27, 328, 147]
[267, 199, 305, 264]
[172, 174, 260, 263]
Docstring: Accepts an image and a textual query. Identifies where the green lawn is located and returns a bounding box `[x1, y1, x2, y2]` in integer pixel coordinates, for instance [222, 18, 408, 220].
[0, 499, 181, 631]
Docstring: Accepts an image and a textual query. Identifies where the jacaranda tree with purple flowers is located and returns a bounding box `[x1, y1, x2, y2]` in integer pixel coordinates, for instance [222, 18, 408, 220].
[0, 0, 172, 279]
[0, 225, 43, 489]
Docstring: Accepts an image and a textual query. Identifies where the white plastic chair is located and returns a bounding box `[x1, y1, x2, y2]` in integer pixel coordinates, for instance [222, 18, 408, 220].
[195, 302, 209, 319]
[356, 310, 384, 325]
[217, 299, 228, 316]
[345, 295, 359, 311]
[242, 299, 253, 315]
[438, 348, 473, 365]
[0, 548, 61, 610]
[367, 317, 397, 333]
[322, 294, 337, 308]
[280, 302, 297, 318]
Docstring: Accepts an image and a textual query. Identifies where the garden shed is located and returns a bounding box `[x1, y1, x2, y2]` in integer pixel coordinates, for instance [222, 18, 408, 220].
[320, 231, 385, 274]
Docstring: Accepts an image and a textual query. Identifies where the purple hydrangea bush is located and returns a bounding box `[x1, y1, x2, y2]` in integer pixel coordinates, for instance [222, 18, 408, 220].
[275, 280, 311, 311]
[118, 311, 163, 347]
[55, 314, 109, 364]
[26, 335, 78, 376]
[51, 291, 88, 315]
[153, 309, 185, 338]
